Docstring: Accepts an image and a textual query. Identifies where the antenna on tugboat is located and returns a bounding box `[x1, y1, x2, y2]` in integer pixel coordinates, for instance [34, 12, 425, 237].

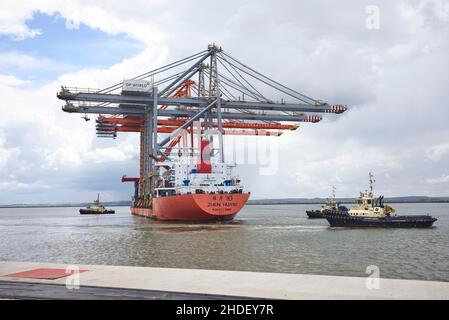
[369, 172, 375, 194]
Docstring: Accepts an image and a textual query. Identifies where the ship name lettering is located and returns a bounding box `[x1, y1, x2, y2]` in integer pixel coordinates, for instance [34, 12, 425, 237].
[223, 202, 238, 207]
[207, 202, 221, 207]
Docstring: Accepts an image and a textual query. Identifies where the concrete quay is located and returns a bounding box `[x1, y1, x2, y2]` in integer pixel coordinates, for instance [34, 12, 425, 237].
[0, 261, 448, 300]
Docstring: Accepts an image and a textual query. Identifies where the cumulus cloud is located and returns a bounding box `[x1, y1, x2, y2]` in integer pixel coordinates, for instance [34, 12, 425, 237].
[427, 174, 449, 184]
[0, 74, 29, 86]
[427, 143, 449, 161]
[58, 47, 169, 88]
[0, 51, 60, 71]
[0, 1, 42, 40]
[0, 0, 166, 43]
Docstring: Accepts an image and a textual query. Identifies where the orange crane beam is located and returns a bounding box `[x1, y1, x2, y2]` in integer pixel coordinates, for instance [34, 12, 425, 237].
[98, 118, 299, 130]
[100, 125, 284, 136]
[97, 116, 142, 124]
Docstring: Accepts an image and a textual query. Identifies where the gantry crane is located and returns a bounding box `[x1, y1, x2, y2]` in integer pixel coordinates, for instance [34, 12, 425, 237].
[57, 44, 347, 207]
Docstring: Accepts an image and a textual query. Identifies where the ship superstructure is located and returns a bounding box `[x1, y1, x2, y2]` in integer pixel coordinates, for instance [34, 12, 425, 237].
[346, 173, 396, 218]
[57, 44, 347, 221]
[154, 160, 243, 198]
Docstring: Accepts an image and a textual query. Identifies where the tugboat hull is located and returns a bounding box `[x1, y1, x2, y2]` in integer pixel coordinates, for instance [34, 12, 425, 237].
[79, 209, 115, 215]
[306, 210, 325, 219]
[306, 207, 347, 219]
[325, 214, 437, 228]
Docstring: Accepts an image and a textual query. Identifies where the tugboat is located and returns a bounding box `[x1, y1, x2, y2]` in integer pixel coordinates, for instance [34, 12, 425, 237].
[79, 194, 115, 215]
[306, 186, 348, 219]
[324, 173, 437, 228]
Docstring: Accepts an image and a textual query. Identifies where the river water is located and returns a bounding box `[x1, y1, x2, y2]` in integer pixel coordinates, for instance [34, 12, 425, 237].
[0, 203, 448, 281]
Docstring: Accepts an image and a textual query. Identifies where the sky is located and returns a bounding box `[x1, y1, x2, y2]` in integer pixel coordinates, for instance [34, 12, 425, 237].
[0, 0, 448, 204]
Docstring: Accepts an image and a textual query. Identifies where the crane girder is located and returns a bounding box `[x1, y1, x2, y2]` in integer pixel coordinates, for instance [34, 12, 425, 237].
[98, 125, 284, 136]
[98, 117, 298, 130]
[64, 103, 319, 122]
[57, 90, 345, 114]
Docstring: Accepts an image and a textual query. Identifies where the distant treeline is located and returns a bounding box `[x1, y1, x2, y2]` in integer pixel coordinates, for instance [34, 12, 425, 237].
[1, 196, 448, 208]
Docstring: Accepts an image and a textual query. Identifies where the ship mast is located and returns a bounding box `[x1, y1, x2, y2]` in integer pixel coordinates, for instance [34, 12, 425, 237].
[369, 172, 375, 196]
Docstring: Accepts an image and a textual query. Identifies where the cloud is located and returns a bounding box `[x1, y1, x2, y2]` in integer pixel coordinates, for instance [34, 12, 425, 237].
[427, 143, 449, 161]
[0, 51, 53, 70]
[57, 47, 168, 88]
[426, 175, 449, 184]
[0, 1, 42, 40]
[0, 51, 76, 85]
[0, 74, 29, 86]
[0, 0, 166, 44]
[0, 180, 51, 192]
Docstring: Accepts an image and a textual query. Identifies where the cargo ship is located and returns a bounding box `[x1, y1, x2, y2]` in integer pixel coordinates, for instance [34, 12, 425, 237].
[306, 186, 348, 218]
[130, 140, 250, 222]
[324, 173, 437, 228]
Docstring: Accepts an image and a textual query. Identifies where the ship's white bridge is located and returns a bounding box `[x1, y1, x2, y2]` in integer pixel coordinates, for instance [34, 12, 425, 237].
[154, 161, 243, 197]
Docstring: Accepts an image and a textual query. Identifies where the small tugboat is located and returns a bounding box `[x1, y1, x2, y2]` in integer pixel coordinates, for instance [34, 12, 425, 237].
[79, 194, 115, 215]
[324, 173, 437, 228]
[306, 186, 348, 219]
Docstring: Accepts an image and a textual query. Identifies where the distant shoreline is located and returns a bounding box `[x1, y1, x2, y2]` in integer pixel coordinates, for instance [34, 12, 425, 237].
[247, 200, 449, 205]
[1, 196, 448, 208]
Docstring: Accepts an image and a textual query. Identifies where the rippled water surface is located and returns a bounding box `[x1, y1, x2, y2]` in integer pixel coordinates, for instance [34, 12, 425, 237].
[0, 203, 448, 281]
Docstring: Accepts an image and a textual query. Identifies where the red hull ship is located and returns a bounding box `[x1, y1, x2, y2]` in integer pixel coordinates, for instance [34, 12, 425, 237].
[125, 137, 250, 222]
[131, 193, 250, 221]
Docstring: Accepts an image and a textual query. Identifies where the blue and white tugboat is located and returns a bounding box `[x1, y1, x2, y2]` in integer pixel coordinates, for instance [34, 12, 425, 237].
[324, 173, 437, 228]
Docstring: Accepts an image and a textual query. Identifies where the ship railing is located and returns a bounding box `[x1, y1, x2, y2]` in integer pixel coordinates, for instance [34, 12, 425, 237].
[60, 86, 102, 94]
[76, 101, 109, 107]
[173, 185, 244, 194]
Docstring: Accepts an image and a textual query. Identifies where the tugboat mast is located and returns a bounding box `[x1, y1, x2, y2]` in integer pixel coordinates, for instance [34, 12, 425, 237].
[369, 172, 375, 195]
